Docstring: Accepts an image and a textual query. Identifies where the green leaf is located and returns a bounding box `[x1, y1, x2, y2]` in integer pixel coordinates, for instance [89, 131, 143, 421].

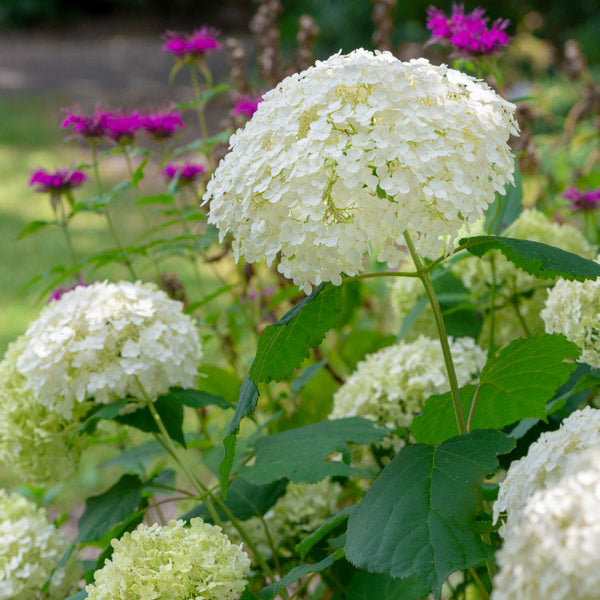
[131, 159, 147, 187]
[163, 387, 231, 409]
[411, 334, 580, 444]
[239, 418, 387, 485]
[344, 430, 515, 598]
[65, 591, 87, 600]
[78, 400, 128, 435]
[459, 235, 600, 282]
[181, 477, 289, 522]
[137, 193, 173, 205]
[115, 394, 186, 447]
[485, 163, 522, 235]
[99, 440, 166, 472]
[347, 572, 430, 600]
[19, 219, 52, 239]
[290, 360, 326, 394]
[296, 505, 354, 559]
[76, 474, 144, 543]
[257, 549, 344, 600]
[249, 283, 344, 383]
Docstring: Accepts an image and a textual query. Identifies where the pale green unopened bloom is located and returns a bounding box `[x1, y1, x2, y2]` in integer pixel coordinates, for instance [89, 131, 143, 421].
[0, 490, 81, 600]
[86, 518, 250, 600]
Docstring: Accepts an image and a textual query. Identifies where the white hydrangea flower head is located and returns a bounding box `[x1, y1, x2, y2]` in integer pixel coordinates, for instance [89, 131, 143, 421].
[15, 281, 201, 417]
[492, 447, 600, 600]
[453, 209, 595, 347]
[542, 260, 600, 367]
[204, 49, 518, 293]
[0, 337, 92, 485]
[330, 335, 486, 449]
[225, 480, 341, 559]
[86, 518, 250, 600]
[494, 406, 600, 524]
[0, 490, 81, 600]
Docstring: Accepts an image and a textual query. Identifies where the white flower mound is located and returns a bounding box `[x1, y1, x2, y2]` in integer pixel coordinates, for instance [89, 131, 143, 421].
[542, 263, 600, 368]
[205, 49, 518, 293]
[16, 281, 201, 417]
[330, 335, 486, 447]
[494, 406, 600, 525]
[492, 448, 600, 600]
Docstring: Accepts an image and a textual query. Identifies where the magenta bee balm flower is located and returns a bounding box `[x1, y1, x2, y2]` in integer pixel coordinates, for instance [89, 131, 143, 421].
[564, 187, 600, 212]
[232, 94, 264, 119]
[426, 3, 510, 57]
[140, 107, 184, 139]
[61, 105, 111, 139]
[29, 168, 87, 193]
[160, 162, 206, 183]
[162, 27, 221, 59]
[104, 109, 142, 143]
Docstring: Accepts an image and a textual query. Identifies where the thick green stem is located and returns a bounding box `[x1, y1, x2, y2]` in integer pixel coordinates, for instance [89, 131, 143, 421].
[403, 230, 467, 435]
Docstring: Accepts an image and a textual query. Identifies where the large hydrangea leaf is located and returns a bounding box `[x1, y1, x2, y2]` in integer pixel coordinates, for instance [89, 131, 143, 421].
[459, 235, 600, 281]
[411, 334, 580, 445]
[344, 430, 515, 599]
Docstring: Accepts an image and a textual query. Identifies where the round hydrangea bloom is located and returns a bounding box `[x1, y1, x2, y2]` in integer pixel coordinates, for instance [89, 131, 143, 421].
[0, 337, 93, 485]
[542, 262, 600, 368]
[204, 49, 518, 293]
[86, 518, 250, 600]
[225, 480, 341, 559]
[15, 281, 201, 418]
[492, 448, 600, 600]
[494, 406, 600, 524]
[454, 209, 595, 346]
[0, 490, 81, 600]
[330, 335, 486, 448]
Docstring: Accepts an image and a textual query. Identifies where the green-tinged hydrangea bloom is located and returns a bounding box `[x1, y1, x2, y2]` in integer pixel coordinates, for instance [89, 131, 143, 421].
[225, 480, 341, 559]
[453, 209, 595, 347]
[0, 337, 92, 485]
[0, 490, 81, 600]
[542, 261, 600, 368]
[330, 335, 486, 450]
[86, 518, 250, 600]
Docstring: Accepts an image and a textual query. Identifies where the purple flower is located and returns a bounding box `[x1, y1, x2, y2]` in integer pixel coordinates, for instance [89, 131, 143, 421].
[104, 109, 142, 143]
[564, 187, 600, 212]
[426, 3, 510, 57]
[61, 105, 111, 138]
[29, 168, 87, 193]
[161, 27, 221, 59]
[232, 94, 264, 119]
[160, 162, 206, 183]
[140, 107, 185, 139]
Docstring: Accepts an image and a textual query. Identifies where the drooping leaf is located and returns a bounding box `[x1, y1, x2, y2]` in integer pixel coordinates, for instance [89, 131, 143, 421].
[345, 430, 515, 598]
[290, 360, 327, 394]
[347, 572, 430, 600]
[412, 334, 580, 444]
[485, 163, 522, 235]
[239, 418, 387, 485]
[257, 549, 344, 600]
[296, 505, 354, 559]
[19, 219, 52, 239]
[249, 283, 344, 383]
[181, 477, 289, 522]
[99, 440, 166, 472]
[163, 387, 231, 409]
[459, 235, 600, 281]
[76, 474, 144, 544]
[65, 591, 87, 600]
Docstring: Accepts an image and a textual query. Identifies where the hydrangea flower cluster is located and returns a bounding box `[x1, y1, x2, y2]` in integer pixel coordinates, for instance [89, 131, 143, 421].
[494, 406, 600, 524]
[15, 280, 201, 418]
[86, 518, 250, 600]
[0, 490, 81, 600]
[161, 162, 206, 183]
[453, 209, 594, 346]
[162, 27, 221, 59]
[492, 409, 600, 600]
[225, 480, 341, 559]
[564, 186, 600, 212]
[330, 335, 486, 449]
[0, 337, 93, 485]
[426, 4, 511, 57]
[204, 49, 517, 293]
[29, 167, 87, 193]
[541, 261, 600, 367]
